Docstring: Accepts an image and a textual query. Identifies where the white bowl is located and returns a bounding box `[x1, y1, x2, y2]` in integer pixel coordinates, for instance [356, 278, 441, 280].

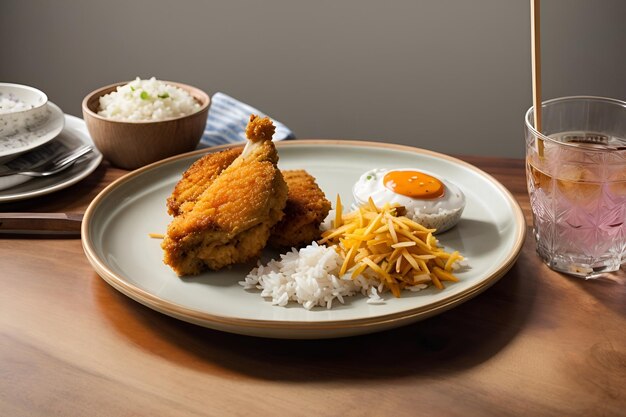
[0, 83, 49, 136]
[0, 101, 65, 165]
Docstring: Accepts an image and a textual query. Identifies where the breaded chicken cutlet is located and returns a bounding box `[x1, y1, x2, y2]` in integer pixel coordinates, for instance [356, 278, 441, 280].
[269, 170, 331, 248]
[161, 115, 288, 276]
[166, 149, 331, 250]
[166, 147, 241, 216]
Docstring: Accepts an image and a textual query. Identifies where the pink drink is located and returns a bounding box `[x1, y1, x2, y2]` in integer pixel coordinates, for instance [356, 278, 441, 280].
[526, 134, 626, 278]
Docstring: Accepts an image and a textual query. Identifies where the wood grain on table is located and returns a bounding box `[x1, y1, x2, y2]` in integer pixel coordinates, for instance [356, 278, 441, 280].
[1, 156, 624, 417]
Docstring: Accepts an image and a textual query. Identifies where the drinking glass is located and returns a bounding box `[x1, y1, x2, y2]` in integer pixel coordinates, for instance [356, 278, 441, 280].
[525, 96, 626, 279]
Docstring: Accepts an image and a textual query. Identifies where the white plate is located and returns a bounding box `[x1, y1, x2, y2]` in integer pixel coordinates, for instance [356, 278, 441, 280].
[0, 114, 102, 202]
[0, 101, 65, 164]
[82, 141, 526, 339]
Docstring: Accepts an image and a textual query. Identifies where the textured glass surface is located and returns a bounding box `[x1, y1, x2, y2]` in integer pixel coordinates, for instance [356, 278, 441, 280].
[526, 132, 626, 278]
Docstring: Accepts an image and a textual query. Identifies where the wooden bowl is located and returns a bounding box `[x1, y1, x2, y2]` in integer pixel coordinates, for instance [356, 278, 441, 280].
[82, 81, 210, 170]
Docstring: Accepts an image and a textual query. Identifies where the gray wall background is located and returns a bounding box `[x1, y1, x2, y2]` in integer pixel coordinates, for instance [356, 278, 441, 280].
[1, 0, 624, 158]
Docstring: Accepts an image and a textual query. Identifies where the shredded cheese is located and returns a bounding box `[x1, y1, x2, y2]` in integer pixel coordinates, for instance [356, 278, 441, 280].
[319, 196, 463, 296]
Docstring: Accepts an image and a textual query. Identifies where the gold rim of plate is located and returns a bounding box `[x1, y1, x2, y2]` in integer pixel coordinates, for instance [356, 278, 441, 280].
[81, 140, 527, 334]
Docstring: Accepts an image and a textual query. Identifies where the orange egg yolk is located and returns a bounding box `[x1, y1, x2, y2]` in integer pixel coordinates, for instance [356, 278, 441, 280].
[383, 170, 445, 199]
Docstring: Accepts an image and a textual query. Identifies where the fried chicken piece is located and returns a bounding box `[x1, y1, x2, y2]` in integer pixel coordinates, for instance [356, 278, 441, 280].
[166, 147, 241, 216]
[269, 170, 331, 248]
[167, 148, 331, 249]
[161, 115, 288, 276]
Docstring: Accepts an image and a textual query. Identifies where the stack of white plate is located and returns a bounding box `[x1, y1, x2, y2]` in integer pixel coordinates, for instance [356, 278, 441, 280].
[0, 83, 102, 201]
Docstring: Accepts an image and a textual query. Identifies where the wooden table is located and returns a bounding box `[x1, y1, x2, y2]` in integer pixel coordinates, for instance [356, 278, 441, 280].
[1, 154, 624, 417]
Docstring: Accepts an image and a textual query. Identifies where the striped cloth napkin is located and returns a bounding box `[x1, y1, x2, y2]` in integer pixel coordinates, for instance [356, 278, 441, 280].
[199, 92, 294, 148]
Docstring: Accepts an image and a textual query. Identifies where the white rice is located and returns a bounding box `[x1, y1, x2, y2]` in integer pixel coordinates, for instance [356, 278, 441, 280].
[97, 77, 200, 121]
[240, 242, 429, 310]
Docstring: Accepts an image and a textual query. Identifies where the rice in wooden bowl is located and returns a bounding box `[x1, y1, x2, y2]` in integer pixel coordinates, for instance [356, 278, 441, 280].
[82, 78, 210, 169]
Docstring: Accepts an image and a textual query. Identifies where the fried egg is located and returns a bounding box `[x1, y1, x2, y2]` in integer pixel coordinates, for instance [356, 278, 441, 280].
[352, 168, 466, 233]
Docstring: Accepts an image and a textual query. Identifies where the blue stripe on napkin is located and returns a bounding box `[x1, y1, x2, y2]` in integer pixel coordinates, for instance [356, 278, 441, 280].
[199, 92, 294, 148]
